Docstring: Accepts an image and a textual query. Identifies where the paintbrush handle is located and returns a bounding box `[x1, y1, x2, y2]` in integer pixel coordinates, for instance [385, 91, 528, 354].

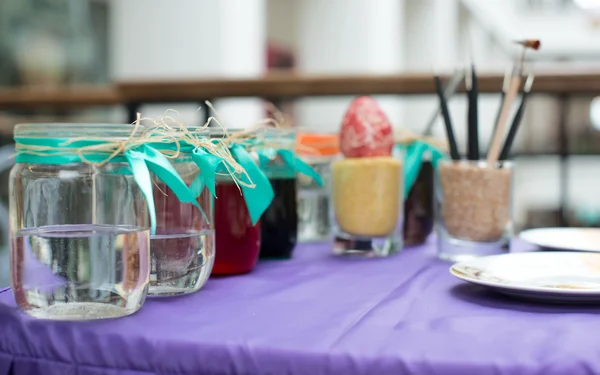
[499, 92, 529, 161]
[467, 67, 479, 160]
[422, 71, 464, 136]
[489, 92, 506, 148]
[434, 76, 460, 160]
[486, 76, 521, 165]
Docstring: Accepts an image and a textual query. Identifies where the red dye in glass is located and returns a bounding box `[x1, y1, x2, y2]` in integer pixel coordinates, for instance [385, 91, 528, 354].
[212, 182, 261, 275]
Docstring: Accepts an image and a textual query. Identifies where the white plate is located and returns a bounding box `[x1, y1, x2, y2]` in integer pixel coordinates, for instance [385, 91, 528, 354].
[450, 252, 600, 303]
[519, 227, 600, 252]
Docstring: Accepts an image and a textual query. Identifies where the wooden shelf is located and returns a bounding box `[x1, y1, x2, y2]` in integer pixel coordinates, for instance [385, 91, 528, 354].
[0, 70, 599, 110]
[0, 86, 120, 110]
[117, 70, 600, 102]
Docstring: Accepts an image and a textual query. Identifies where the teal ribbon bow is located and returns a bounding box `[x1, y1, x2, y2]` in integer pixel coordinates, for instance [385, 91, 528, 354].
[124, 144, 203, 234]
[256, 148, 324, 187]
[14, 138, 203, 235]
[398, 141, 445, 198]
[187, 145, 274, 225]
[229, 145, 274, 225]
[191, 147, 223, 198]
[278, 149, 323, 186]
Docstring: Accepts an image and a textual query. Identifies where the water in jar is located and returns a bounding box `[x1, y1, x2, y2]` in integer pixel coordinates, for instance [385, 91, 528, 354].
[12, 224, 149, 320]
[297, 157, 332, 242]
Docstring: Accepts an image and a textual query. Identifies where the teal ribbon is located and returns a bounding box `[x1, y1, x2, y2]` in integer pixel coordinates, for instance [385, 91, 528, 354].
[278, 149, 323, 186]
[229, 145, 274, 225]
[256, 148, 323, 186]
[191, 148, 223, 198]
[15, 138, 203, 235]
[124, 145, 204, 234]
[186, 145, 273, 225]
[15, 137, 128, 164]
[398, 141, 445, 198]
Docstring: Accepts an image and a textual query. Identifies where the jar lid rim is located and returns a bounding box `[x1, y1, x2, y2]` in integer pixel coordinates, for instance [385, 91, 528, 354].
[14, 123, 140, 138]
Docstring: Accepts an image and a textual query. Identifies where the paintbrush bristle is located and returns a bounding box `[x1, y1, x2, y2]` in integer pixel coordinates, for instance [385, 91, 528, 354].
[515, 39, 541, 50]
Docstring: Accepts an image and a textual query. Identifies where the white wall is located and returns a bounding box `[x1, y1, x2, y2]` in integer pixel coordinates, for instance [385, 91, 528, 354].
[294, 0, 405, 132]
[110, 0, 266, 128]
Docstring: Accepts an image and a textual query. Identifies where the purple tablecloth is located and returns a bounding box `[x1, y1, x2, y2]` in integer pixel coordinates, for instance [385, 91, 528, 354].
[1, 239, 600, 375]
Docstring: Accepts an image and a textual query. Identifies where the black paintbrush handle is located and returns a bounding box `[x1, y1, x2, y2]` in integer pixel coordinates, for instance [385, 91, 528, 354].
[467, 66, 479, 160]
[499, 92, 529, 161]
[434, 76, 460, 160]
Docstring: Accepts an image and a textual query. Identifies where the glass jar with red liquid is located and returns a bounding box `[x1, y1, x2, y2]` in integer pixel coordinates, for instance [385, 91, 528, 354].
[211, 129, 272, 276]
[211, 177, 261, 275]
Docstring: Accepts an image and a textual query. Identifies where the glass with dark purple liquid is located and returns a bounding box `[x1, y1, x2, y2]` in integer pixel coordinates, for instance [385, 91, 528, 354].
[258, 147, 298, 259]
[259, 176, 297, 259]
[403, 161, 434, 246]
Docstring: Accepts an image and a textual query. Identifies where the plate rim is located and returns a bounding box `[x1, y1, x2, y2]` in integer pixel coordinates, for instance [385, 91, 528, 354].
[519, 227, 600, 252]
[449, 252, 600, 296]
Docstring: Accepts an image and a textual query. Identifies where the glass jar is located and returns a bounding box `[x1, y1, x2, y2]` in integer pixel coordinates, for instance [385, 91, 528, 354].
[210, 129, 270, 276]
[10, 124, 150, 320]
[296, 133, 338, 242]
[149, 154, 214, 296]
[331, 148, 404, 256]
[258, 130, 298, 259]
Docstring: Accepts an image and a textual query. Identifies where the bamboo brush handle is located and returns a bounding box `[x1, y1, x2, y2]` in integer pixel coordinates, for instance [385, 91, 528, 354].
[486, 75, 521, 165]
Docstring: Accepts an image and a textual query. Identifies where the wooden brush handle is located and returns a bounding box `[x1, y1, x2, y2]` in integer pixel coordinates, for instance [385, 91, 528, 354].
[487, 75, 521, 165]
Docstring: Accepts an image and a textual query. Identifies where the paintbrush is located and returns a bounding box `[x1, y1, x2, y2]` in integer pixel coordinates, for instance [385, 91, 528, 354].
[489, 68, 511, 149]
[433, 74, 460, 160]
[486, 39, 540, 165]
[466, 63, 479, 160]
[422, 69, 465, 136]
[498, 74, 535, 161]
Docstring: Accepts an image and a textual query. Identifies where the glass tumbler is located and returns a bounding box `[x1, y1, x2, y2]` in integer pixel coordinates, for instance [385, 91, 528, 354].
[296, 133, 338, 243]
[436, 160, 514, 261]
[150, 154, 214, 296]
[331, 152, 404, 257]
[10, 124, 150, 320]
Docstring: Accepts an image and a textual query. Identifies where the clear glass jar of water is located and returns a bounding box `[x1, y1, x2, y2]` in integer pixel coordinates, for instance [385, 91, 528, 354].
[10, 124, 150, 320]
[296, 133, 338, 243]
[150, 154, 214, 296]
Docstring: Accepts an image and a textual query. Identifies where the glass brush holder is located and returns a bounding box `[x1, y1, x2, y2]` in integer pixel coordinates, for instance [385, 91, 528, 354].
[435, 159, 514, 262]
[331, 151, 404, 256]
[10, 124, 150, 320]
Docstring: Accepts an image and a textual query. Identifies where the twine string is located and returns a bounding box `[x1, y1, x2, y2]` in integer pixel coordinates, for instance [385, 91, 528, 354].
[15, 103, 296, 190]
